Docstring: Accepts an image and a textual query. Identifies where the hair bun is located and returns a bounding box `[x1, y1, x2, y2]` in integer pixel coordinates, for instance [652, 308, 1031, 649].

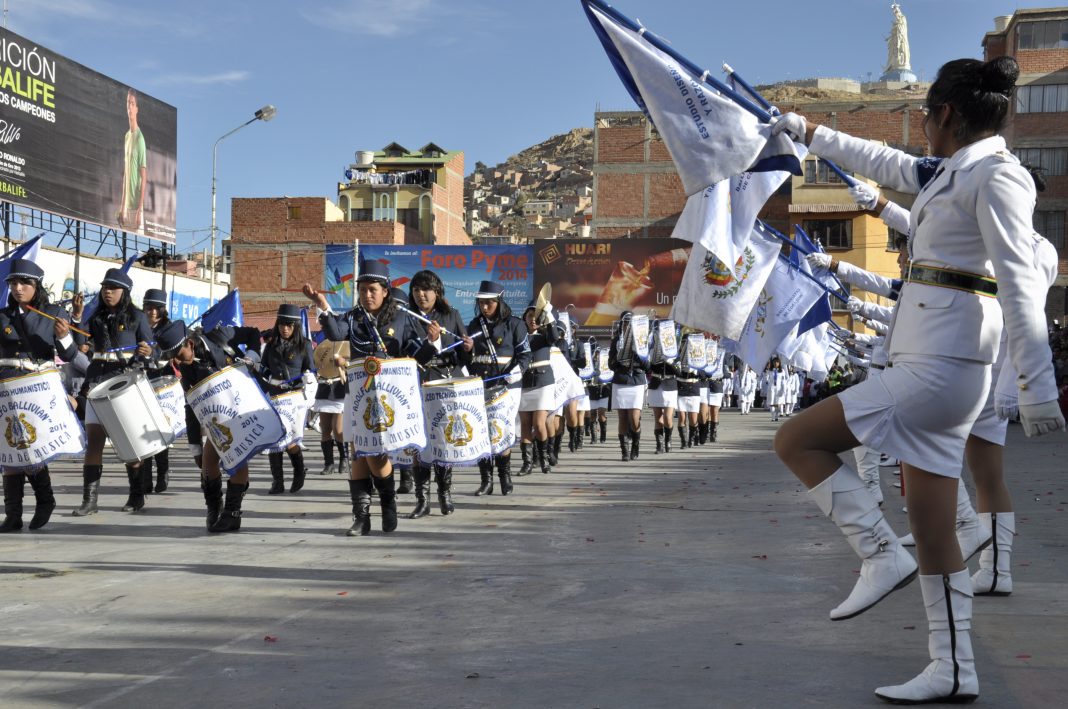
[980, 57, 1019, 97]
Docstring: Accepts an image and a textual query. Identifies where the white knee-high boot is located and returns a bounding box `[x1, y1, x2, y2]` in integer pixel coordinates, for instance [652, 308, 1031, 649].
[875, 570, 978, 704]
[854, 445, 883, 505]
[954, 479, 990, 562]
[971, 512, 1014, 596]
[809, 465, 918, 620]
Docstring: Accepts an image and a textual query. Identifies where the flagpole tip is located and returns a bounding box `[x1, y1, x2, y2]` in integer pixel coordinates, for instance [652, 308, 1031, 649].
[722, 62, 734, 74]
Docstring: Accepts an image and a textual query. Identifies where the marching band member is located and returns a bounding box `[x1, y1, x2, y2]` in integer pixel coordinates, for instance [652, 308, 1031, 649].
[0, 259, 79, 532]
[70, 268, 155, 516]
[696, 346, 711, 445]
[404, 269, 471, 518]
[140, 288, 185, 494]
[609, 311, 647, 461]
[675, 330, 702, 449]
[706, 347, 726, 441]
[722, 366, 735, 410]
[304, 259, 421, 537]
[311, 337, 350, 476]
[389, 285, 413, 494]
[771, 56, 1063, 704]
[466, 280, 531, 496]
[738, 365, 757, 416]
[646, 319, 678, 455]
[518, 300, 560, 475]
[586, 342, 611, 445]
[564, 321, 588, 454]
[766, 358, 788, 422]
[259, 304, 315, 495]
[173, 325, 250, 532]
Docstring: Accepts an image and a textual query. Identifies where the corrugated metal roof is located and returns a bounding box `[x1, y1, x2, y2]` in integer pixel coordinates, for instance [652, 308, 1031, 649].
[788, 203, 862, 213]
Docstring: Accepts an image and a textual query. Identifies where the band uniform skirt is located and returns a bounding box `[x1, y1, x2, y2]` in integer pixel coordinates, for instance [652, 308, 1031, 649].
[677, 395, 702, 414]
[646, 387, 678, 409]
[612, 383, 645, 410]
[838, 354, 989, 478]
[312, 380, 346, 414]
[520, 384, 555, 412]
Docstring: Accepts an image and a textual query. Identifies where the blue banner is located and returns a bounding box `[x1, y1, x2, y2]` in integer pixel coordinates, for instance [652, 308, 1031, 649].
[359, 245, 533, 322]
[169, 291, 212, 324]
[324, 243, 356, 311]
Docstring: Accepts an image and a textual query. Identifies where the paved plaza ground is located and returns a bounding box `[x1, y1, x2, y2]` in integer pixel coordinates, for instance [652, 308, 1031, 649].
[1, 409, 1065, 708]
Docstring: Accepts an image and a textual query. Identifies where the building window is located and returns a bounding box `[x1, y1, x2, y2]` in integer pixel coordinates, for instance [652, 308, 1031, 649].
[287, 206, 301, 220]
[831, 283, 852, 312]
[350, 208, 372, 222]
[1016, 147, 1068, 176]
[1036, 210, 1066, 249]
[804, 160, 853, 184]
[803, 219, 853, 249]
[886, 228, 907, 252]
[1016, 84, 1068, 113]
[397, 208, 420, 230]
[1018, 19, 1068, 50]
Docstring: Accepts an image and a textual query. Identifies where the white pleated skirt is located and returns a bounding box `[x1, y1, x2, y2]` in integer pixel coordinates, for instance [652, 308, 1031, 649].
[647, 388, 678, 409]
[838, 354, 990, 478]
[520, 384, 555, 412]
[707, 392, 724, 407]
[612, 384, 645, 410]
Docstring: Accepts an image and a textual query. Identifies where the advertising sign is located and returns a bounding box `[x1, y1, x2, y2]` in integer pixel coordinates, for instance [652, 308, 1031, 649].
[359, 245, 533, 322]
[0, 28, 178, 243]
[324, 243, 357, 311]
[532, 238, 690, 338]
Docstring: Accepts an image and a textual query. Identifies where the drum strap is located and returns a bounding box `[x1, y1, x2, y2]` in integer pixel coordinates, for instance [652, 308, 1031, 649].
[10, 309, 36, 359]
[478, 316, 503, 378]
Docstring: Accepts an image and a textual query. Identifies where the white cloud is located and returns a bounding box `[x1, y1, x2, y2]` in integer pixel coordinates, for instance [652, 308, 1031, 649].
[152, 70, 251, 87]
[303, 0, 443, 38]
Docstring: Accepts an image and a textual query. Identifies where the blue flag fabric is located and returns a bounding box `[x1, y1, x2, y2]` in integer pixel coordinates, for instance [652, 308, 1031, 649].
[0, 234, 44, 304]
[201, 289, 244, 333]
[300, 307, 311, 340]
[81, 253, 139, 323]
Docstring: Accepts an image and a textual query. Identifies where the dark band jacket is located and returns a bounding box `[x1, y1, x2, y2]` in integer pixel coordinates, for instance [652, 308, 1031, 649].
[0, 303, 79, 377]
[466, 313, 532, 387]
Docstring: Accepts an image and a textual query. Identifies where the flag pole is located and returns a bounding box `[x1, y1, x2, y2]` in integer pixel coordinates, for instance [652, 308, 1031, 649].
[818, 157, 857, 187]
[583, 0, 773, 122]
[721, 63, 776, 113]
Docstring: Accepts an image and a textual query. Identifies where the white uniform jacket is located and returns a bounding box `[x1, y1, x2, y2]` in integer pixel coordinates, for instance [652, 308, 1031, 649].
[810, 126, 1056, 405]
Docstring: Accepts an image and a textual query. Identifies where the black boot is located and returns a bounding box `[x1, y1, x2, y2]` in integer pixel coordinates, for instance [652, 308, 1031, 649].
[373, 475, 398, 533]
[710, 421, 719, 442]
[599, 420, 607, 443]
[336, 441, 350, 475]
[517, 442, 534, 476]
[154, 449, 170, 493]
[619, 434, 631, 462]
[630, 430, 641, 460]
[654, 428, 664, 455]
[268, 452, 285, 494]
[678, 426, 688, 450]
[318, 440, 335, 475]
[475, 459, 494, 496]
[406, 466, 432, 518]
[141, 457, 155, 496]
[435, 464, 455, 515]
[27, 468, 56, 530]
[663, 427, 673, 453]
[122, 464, 145, 512]
[568, 426, 578, 453]
[689, 426, 699, 449]
[547, 432, 561, 467]
[585, 419, 595, 443]
[0, 473, 25, 533]
[287, 449, 307, 493]
[202, 475, 224, 531]
[346, 478, 373, 536]
[698, 421, 709, 445]
[575, 423, 584, 450]
[398, 467, 413, 494]
[536, 439, 552, 474]
[209, 480, 248, 533]
[72, 465, 101, 516]
[496, 455, 513, 496]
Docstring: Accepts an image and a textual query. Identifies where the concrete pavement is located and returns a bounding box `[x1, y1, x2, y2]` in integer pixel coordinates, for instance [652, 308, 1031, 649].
[1, 410, 1065, 708]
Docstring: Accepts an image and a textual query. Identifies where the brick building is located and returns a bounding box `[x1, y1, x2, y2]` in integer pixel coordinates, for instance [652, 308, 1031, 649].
[983, 8, 1068, 320]
[229, 142, 471, 330]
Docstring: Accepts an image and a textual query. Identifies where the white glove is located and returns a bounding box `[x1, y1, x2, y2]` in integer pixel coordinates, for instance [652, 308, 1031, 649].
[770, 112, 807, 142]
[302, 371, 317, 388]
[805, 252, 831, 273]
[994, 392, 1019, 421]
[1018, 400, 1066, 437]
[846, 296, 864, 314]
[848, 183, 880, 210]
[537, 304, 555, 326]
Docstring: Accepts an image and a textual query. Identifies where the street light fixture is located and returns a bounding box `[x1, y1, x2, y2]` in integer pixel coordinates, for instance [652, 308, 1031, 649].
[209, 103, 277, 302]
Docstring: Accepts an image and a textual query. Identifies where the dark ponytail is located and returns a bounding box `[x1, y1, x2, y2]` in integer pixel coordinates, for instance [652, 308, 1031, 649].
[926, 56, 1018, 142]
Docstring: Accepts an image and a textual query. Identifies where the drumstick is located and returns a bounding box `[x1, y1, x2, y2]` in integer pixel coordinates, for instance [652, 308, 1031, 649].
[396, 305, 468, 341]
[439, 331, 484, 353]
[105, 341, 157, 353]
[23, 305, 90, 337]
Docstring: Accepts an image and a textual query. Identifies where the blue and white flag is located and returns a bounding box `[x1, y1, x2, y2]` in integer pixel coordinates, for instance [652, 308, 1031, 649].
[788, 323, 835, 383]
[0, 233, 43, 305]
[730, 247, 826, 372]
[583, 1, 777, 194]
[671, 226, 780, 340]
[201, 289, 243, 333]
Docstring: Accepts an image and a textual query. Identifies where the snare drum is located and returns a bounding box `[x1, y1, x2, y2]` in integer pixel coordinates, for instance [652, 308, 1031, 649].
[343, 357, 426, 457]
[421, 377, 491, 465]
[0, 369, 86, 469]
[88, 370, 175, 463]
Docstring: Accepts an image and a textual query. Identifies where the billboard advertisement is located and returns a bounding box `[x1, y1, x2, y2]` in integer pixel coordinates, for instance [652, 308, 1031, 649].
[359, 245, 533, 323]
[324, 243, 357, 311]
[532, 238, 691, 338]
[0, 28, 177, 243]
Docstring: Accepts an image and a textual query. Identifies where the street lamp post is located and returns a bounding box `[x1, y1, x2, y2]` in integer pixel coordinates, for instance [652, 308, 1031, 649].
[210, 104, 277, 302]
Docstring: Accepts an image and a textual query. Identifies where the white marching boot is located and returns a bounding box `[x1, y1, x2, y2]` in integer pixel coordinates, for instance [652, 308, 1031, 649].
[954, 480, 991, 562]
[854, 445, 884, 506]
[875, 570, 978, 705]
[810, 466, 918, 621]
[971, 512, 1013, 596]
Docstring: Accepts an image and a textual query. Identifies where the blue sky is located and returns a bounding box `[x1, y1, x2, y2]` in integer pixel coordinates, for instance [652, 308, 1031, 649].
[8, 0, 1022, 256]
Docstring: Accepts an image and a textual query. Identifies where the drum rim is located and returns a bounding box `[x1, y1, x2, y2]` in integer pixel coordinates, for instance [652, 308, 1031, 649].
[87, 371, 139, 399]
[423, 376, 482, 389]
